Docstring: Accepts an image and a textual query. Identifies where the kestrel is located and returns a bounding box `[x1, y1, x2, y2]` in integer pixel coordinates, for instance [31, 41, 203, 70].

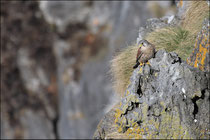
[133, 40, 155, 69]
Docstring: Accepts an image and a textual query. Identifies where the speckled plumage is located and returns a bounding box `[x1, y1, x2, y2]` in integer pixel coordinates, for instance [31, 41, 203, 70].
[133, 40, 155, 69]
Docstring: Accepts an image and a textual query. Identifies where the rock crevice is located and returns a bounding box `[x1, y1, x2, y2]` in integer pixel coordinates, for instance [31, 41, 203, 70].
[93, 49, 209, 139]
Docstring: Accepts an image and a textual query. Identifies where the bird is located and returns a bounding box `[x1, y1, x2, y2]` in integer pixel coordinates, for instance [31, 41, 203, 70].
[133, 40, 155, 69]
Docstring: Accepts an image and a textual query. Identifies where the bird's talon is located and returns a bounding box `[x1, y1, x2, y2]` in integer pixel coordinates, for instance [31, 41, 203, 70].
[140, 63, 144, 66]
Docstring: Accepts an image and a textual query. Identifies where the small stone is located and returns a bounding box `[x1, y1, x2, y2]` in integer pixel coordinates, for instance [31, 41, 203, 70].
[182, 88, 186, 94]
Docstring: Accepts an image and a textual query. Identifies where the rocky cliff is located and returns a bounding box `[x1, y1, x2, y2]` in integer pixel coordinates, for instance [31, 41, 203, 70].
[2, 1, 169, 139]
[94, 49, 209, 139]
[1, 1, 208, 139]
[94, 1, 209, 139]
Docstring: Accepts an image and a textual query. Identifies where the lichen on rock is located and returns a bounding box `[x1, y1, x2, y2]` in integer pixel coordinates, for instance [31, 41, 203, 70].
[93, 49, 209, 139]
[187, 19, 209, 72]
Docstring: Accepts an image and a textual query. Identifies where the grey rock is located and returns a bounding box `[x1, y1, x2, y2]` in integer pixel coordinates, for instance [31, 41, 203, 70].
[94, 50, 209, 139]
[187, 18, 210, 72]
[1, 110, 56, 139]
[39, 1, 91, 32]
[1, 1, 181, 139]
[124, 50, 208, 137]
[1, 116, 15, 139]
[137, 15, 177, 44]
[19, 110, 55, 139]
[42, 1, 153, 139]
[17, 48, 56, 120]
[1, 2, 58, 139]
[54, 38, 113, 139]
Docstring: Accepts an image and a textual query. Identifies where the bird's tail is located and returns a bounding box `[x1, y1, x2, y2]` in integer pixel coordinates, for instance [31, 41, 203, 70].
[133, 62, 140, 69]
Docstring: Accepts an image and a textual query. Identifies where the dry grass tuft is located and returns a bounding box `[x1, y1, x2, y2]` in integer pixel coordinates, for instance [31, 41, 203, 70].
[111, 45, 138, 96]
[145, 27, 194, 60]
[181, 1, 209, 36]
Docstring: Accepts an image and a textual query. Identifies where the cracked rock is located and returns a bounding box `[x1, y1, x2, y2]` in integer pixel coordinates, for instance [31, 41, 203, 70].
[93, 50, 209, 139]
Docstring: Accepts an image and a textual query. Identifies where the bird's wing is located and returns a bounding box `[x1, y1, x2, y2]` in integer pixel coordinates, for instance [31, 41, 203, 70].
[136, 48, 143, 63]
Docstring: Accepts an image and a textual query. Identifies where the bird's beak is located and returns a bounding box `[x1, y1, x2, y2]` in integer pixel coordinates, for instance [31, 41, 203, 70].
[138, 44, 143, 48]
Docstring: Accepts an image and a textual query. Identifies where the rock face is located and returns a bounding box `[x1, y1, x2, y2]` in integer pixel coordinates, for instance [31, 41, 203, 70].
[39, 1, 153, 139]
[1, 1, 57, 139]
[93, 49, 209, 139]
[187, 19, 209, 72]
[2, 1, 162, 139]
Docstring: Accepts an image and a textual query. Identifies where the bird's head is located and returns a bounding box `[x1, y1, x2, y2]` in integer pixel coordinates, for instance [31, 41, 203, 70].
[138, 39, 150, 48]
